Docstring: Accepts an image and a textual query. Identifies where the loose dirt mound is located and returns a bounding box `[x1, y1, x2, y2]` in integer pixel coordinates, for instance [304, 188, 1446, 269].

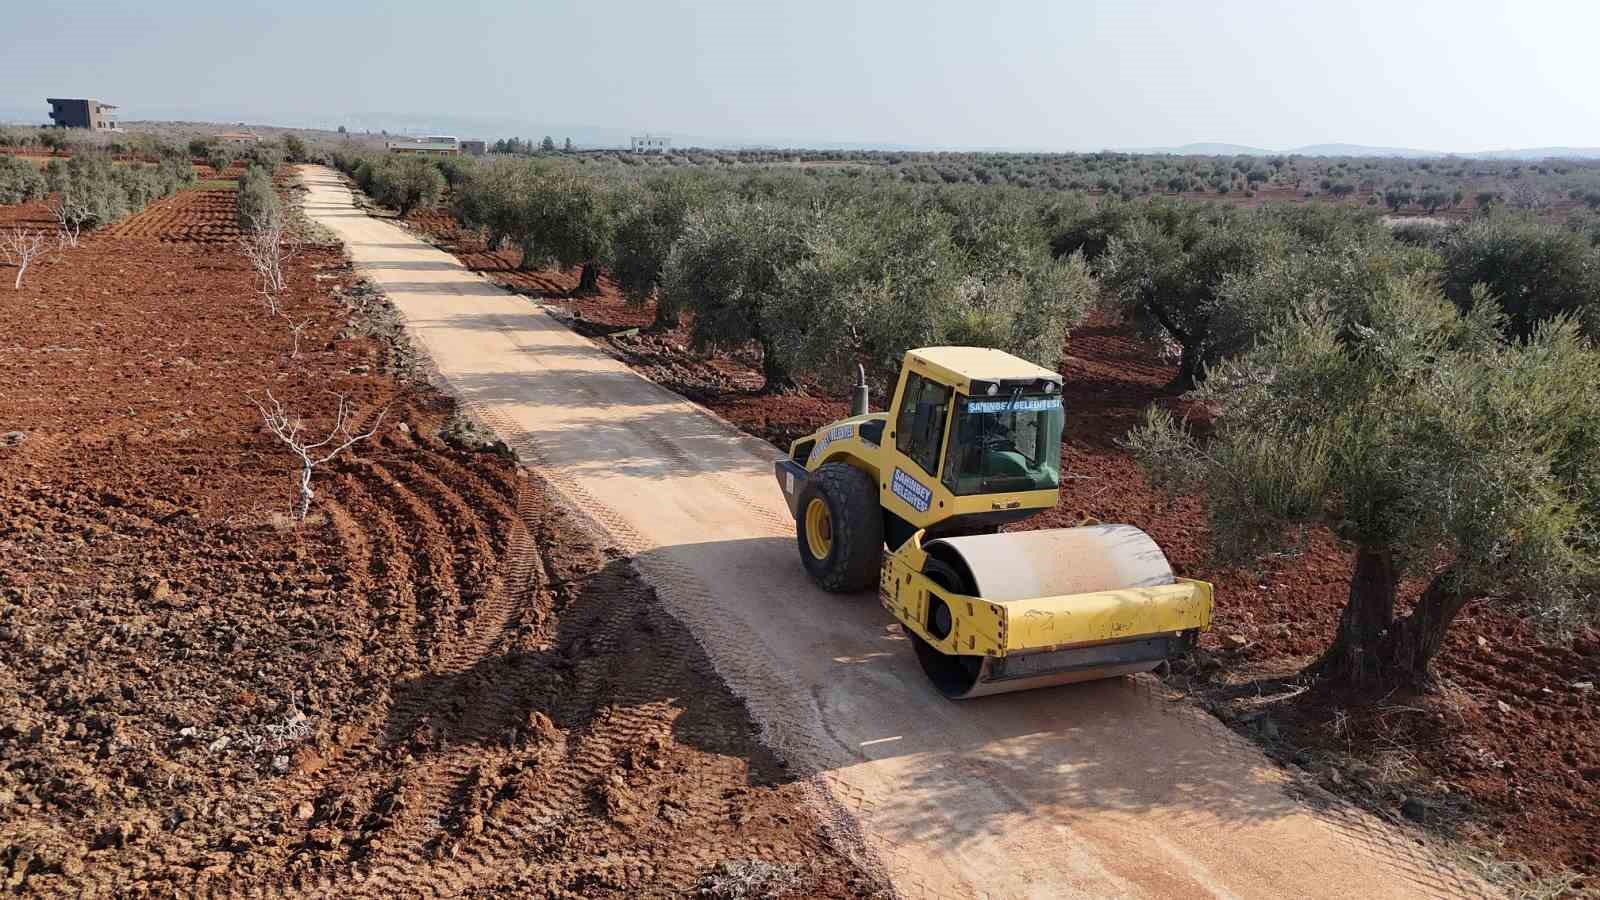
[0, 189, 881, 897]
[400, 207, 1599, 889]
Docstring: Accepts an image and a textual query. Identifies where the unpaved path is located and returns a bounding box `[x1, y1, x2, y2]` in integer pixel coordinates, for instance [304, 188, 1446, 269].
[299, 165, 1491, 900]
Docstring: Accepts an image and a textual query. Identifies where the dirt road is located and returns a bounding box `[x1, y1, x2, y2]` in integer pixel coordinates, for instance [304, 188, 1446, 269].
[299, 165, 1490, 899]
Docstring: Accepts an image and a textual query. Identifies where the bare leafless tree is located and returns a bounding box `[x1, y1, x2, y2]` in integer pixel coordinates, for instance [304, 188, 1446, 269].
[1, 229, 47, 289]
[286, 316, 314, 358]
[48, 197, 86, 249]
[238, 207, 300, 300]
[257, 287, 283, 317]
[248, 390, 386, 521]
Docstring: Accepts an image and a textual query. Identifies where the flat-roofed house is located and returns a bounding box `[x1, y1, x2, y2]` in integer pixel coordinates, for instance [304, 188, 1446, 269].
[47, 98, 118, 130]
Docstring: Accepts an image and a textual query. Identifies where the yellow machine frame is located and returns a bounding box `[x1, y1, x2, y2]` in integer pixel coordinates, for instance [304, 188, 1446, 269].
[777, 347, 1214, 697]
[880, 532, 1213, 659]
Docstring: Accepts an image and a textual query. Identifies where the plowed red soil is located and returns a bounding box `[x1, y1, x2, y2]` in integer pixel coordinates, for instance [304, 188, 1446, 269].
[403, 206, 1599, 888]
[0, 189, 882, 896]
[101, 188, 241, 243]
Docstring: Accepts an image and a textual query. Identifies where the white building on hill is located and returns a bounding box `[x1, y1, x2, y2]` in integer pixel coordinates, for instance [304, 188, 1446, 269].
[630, 134, 670, 154]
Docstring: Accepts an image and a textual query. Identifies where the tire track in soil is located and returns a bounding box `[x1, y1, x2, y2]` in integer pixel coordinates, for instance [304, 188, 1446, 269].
[359, 460, 463, 666]
[207, 449, 532, 898]
[266, 472, 420, 808]
[350, 475, 538, 897]
[455, 395, 899, 894]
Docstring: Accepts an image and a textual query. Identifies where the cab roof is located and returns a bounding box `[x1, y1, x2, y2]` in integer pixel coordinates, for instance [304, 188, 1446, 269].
[907, 347, 1061, 385]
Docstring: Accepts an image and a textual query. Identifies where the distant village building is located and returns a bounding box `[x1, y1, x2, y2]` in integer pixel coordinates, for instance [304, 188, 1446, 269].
[386, 135, 461, 156]
[630, 134, 670, 154]
[217, 130, 261, 144]
[460, 140, 487, 157]
[47, 98, 118, 130]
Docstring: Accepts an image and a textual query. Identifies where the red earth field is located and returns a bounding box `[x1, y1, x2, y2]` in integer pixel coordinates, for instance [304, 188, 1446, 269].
[0, 186, 882, 896]
[404, 206, 1600, 890]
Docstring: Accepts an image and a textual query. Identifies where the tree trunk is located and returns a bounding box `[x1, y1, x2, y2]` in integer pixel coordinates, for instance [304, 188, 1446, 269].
[650, 298, 680, 332]
[1145, 300, 1203, 391]
[574, 262, 601, 296]
[1307, 547, 1398, 693]
[1381, 574, 1469, 692]
[757, 335, 793, 394]
[1309, 551, 1467, 697]
[1171, 340, 1204, 391]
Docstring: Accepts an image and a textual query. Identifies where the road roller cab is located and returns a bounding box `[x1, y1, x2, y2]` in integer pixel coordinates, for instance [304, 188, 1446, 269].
[774, 347, 1213, 699]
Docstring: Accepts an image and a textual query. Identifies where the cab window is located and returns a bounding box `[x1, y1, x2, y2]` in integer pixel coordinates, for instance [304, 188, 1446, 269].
[941, 393, 1063, 495]
[895, 373, 951, 476]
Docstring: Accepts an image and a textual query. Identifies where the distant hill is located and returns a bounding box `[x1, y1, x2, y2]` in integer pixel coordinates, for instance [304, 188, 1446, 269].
[1289, 143, 1439, 158]
[1466, 147, 1600, 160]
[1113, 142, 1274, 156]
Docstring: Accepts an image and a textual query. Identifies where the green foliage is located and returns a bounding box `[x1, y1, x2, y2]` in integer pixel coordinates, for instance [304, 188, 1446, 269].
[1211, 239, 1437, 362]
[513, 170, 612, 272]
[661, 199, 806, 389]
[1418, 188, 1452, 213]
[236, 165, 280, 232]
[1387, 219, 1451, 248]
[944, 253, 1096, 373]
[282, 134, 309, 163]
[1383, 185, 1414, 211]
[1439, 217, 1600, 338]
[1126, 276, 1600, 684]
[608, 172, 715, 319]
[433, 154, 476, 190]
[1047, 199, 1137, 265]
[367, 156, 447, 217]
[1100, 202, 1288, 386]
[0, 156, 48, 205]
[42, 155, 195, 230]
[205, 145, 234, 175]
[450, 157, 541, 249]
[764, 201, 960, 389]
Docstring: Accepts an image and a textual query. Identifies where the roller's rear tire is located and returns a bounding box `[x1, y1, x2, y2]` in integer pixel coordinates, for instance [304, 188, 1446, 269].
[795, 462, 883, 592]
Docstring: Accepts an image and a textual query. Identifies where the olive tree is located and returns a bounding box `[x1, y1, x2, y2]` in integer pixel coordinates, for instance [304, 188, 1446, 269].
[0, 156, 47, 205]
[1438, 218, 1600, 339]
[512, 171, 613, 293]
[764, 202, 960, 389]
[1126, 276, 1600, 695]
[1209, 239, 1436, 362]
[451, 158, 545, 251]
[660, 199, 807, 391]
[1047, 199, 1137, 265]
[236, 165, 280, 232]
[608, 173, 712, 325]
[943, 253, 1096, 373]
[1100, 203, 1287, 388]
[205, 145, 235, 176]
[371, 156, 446, 217]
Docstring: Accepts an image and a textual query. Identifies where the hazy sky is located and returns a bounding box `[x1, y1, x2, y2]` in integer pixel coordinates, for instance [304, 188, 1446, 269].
[4, 0, 1598, 150]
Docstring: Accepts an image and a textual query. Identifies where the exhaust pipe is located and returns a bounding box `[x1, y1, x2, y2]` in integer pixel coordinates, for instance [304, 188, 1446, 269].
[850, 364, 869, 416]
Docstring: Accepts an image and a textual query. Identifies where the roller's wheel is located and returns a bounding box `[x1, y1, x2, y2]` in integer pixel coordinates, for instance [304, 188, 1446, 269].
[908, 556, 986, 699]
[795, 462, 883, 592]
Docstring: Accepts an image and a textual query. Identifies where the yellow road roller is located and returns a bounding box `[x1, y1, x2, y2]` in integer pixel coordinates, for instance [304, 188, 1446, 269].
[774, 347, 1213, 699]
